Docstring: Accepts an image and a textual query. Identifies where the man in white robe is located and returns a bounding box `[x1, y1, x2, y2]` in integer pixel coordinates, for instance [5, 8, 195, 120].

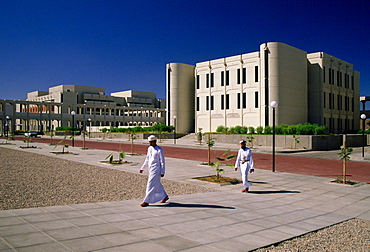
[235, 140, 255, 192]
[139, 135, 169, 207]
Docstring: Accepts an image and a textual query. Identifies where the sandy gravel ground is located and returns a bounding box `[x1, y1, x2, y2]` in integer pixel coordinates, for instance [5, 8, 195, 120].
[0, 147, 215, 210]
[1, 147, 369, 251]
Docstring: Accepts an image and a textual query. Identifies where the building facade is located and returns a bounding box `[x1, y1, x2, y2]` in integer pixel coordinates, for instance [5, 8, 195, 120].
[167, 42, 361, 134]
[1, 84, 166, 135]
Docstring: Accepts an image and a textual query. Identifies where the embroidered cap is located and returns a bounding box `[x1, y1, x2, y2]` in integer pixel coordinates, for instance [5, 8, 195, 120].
[148, 135, 157, 141]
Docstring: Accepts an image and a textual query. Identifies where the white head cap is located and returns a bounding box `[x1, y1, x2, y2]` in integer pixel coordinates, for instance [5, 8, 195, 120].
[148, 135, 157, 141]
[239, 139, 246, 144]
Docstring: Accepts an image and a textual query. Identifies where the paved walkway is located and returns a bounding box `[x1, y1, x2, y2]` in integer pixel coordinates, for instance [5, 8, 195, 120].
[0, 138, 369, 251]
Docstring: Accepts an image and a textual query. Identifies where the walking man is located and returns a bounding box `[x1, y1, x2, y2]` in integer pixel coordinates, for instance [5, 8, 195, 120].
[235, 140, 255, 192]
[139, 135, 169, 207]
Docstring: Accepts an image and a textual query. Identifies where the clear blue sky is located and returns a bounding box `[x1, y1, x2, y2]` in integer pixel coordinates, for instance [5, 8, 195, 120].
[1, 0, 369, 106]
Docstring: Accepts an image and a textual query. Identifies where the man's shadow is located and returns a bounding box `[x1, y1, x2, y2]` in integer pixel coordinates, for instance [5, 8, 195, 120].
[248, 190, 300, 194]
[153, 202, 235, 209]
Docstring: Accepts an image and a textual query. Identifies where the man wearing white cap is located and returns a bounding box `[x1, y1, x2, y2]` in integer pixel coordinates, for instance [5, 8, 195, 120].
[139, 135, 169, 207]
[234, 140, 255, 192]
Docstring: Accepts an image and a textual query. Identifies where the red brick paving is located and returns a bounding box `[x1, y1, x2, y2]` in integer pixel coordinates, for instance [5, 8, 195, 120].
[11, 137, 370, 183]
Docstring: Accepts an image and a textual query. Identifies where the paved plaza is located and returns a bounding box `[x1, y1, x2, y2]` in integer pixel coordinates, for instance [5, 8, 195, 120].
[0, 138, 369, 251]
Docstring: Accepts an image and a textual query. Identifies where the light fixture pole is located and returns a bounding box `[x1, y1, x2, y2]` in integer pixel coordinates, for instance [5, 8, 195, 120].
[88, 118, 91, 139]
[71, 111, 76, 147]
[361, 114, 367, 158]
[173, 116, 177, 145]
[270, 101, 278, 172]
[5, 116, 10, 138]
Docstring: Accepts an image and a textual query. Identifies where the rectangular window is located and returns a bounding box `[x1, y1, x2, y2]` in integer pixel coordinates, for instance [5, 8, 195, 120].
[255, 91, 258, 108]
[237, 93, 241, 109]
[242, 67, 246, 83]
[226, 94, 229, 109]
[221, 95, 224, 110]
[226, 70, 230, 86]
[337, 94, 340, 110]
[206, 74, 209, 88]
[196, 97, 200, 111]
[211, 73, 214, 87]
[196, 75, 200, 89]
[329, 68, 331, 84]
[329, 93, 332, 109]
[242, 93, 247, 108]
[221, 71, 224, 86]
[206, 96, 209, 110]
[210, 96, 214, 110]
[323, 66, 326, 83]
[255, 66, 258, 82]
[237, 69, 241, 84]
[351, 75, 354, 90]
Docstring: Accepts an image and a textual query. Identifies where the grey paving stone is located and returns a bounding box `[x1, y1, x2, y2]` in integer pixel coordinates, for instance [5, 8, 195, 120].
[16, 242, 70, 252]
[151, 235, 202, 250]
[3, 232, 55, 248]
[45, 227, 92, 240]
[98, 231, 146, 245]
[79, 223, 125, 236]
[60, 236, 114, 252]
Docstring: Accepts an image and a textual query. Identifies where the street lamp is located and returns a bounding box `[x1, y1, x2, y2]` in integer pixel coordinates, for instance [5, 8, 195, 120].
[361, 114, 367, 158]
[71, 111, 75, 147]
[270, 101, 278, 172]
[173, 116, 177, 144]
[88, 118, 91, 139]
[5, 116, 10, 138]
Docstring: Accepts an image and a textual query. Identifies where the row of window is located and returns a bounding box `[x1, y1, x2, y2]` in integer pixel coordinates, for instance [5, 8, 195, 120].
[197, 66, 259, 89]
[325, 118, 354, 133]
[324, 92, 354, 112]
[196, 92, 259, 111]
[324, 67, 354, 89]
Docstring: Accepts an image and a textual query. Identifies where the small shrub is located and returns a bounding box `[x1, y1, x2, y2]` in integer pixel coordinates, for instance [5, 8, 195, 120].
[264, 125, 272, 134]
[256, 126, 264, 134]
[248, 127, 255, 134]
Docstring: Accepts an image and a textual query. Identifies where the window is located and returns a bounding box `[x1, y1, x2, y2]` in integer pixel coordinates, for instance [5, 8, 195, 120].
[237, 93, 241, 109]
[221, 95, 224, 110]
[242, 93, 246, 108]
[196, 97, 200, 111]
[226, 94, 229, 109]
[221, 71, 224, 86]
[206, 96, 209, 110]
[226, 70, 230, 85]
[242, 67, 246, 83]
[255, 91, 258, 108]
[328, 68, 331, 84]
[206, 74, 209, 88]
[211, 73, 214, 87]
[210, 96, 214, 110]
[196, 75, 200, 89]
[323, 92, 326, 108]
[255, 66, 258, 82]
[237, 69, 241, 84]
[323, 67, 326, 83]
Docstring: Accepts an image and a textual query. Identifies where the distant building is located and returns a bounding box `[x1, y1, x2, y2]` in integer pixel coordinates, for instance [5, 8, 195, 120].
[1, 84, 165, 134]
[167, 42, 361, 134]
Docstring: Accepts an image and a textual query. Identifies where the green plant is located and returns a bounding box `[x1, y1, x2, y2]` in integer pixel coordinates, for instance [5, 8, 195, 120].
[246, 134, 255, 148]
[248, 127, 255, 134]
[197, 128, 203, 144]
[206, 135, 216, 165]
[256, 126, 264, 134]
[213, 148, 237, 179]
[127, 131, 137, 154]
[105, 152, 126, 164]
[264, 125, 272, 134]
[338, 142, 353, 184]
[291, 135, 300, 149]
[52, 136, 70, 153]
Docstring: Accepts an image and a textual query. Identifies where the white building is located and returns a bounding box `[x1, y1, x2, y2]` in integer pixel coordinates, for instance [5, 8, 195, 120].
[167, 42, 360, 134]
[1, 84, 166, 134]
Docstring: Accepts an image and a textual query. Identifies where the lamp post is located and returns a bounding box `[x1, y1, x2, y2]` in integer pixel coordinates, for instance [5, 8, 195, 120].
[270, 101, 278, 172]
[5, 116, 9, 138]
[173, 116, 177, 145]
[88, 118, 91, 139]
[361, 114, 367, 158]
[71, 111, 75, 147]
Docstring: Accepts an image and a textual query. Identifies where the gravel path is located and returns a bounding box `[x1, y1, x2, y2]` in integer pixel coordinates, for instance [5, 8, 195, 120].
[253, 218, 370, 252]
[0, 147, 215, 210]
[1, 147, 369, 251]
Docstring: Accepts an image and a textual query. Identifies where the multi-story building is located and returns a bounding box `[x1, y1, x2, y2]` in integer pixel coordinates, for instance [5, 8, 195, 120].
[1, 84, 165, 134]
[167, 42, 361, 134]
